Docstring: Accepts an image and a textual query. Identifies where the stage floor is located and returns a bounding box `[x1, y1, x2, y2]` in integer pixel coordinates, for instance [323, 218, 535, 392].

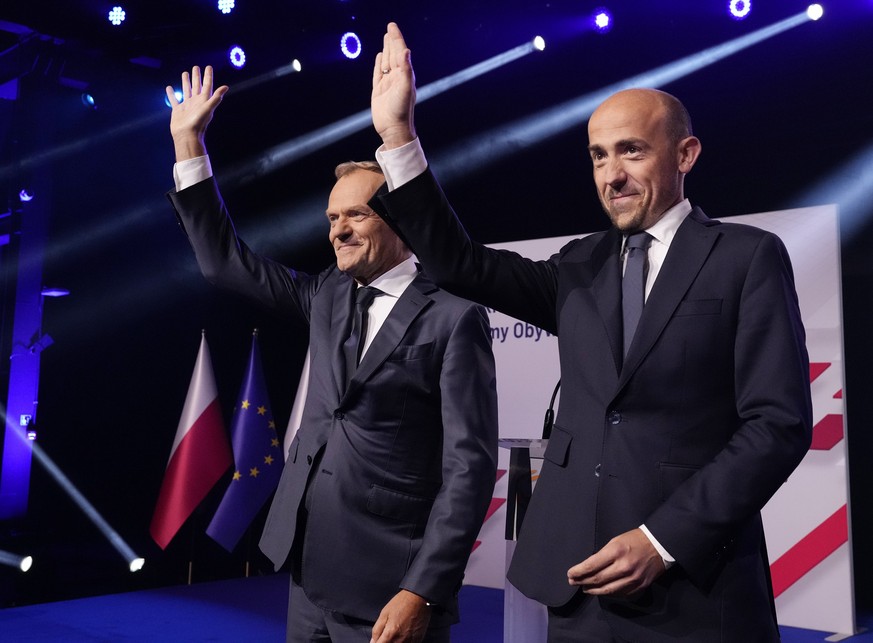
[0, 573, 868, 641]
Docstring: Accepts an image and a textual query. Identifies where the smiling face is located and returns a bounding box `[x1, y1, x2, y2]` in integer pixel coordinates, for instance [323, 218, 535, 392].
[587, 89, 701, 233]
[326, 169, 410, 285]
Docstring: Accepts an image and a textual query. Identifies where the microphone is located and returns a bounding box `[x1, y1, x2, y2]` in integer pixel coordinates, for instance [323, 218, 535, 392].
[542, 379, 560, 439]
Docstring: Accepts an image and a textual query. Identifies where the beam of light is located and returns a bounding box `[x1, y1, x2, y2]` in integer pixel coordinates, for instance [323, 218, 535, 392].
[2, 409, 145, 572]
[786, 140, 873, 240]
[108, 6, 126, 26]
[225, 38, 543, 187]
[0, 63, 302, 184]
[430, 9, 816, 184]
[0, 549, 32, 572]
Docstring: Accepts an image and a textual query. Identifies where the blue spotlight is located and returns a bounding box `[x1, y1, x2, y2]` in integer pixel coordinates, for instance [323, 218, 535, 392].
[593, 9, 613, 33]
[341, 32, 362, 59]
[18, 188, 33, 202]
[292, 59, 302, 72]
[0, 550, 32, 572]
[108, 6, 126, 26]
[165, 89, 184, 107]
[532, 36, 546, 51]
[729, 0, 752, 20]
[807, 4, 824, 20]
[229, 45, 246, 69]
[81, 93, 96, 109]
[217, 0, 235, 14]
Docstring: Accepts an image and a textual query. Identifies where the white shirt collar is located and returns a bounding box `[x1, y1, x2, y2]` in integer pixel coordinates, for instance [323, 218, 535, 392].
[361, 255, 418, 298]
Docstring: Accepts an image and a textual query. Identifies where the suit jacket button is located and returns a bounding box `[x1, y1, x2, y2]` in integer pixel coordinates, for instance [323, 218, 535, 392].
[334, 411, 345, 420]
[594, 464, 601, 477]
[608, 411, 622, 425]
[306, 455, 313, 465]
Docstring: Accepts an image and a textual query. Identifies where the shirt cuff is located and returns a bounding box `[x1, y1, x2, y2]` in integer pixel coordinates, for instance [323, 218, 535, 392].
[640, 524, 675, 570]
[173, 155, 213, 192]
[375, 138, 427, 191]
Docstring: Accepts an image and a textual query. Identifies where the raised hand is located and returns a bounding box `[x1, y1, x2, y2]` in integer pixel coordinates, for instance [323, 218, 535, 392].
[372, 23, 417, 150]
[165, 65, 229, 162]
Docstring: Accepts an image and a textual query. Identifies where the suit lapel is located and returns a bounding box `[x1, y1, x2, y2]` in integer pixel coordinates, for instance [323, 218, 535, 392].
[619, 208, 720, 386]
[342, 273, 433, 400]
[592, 229, 624, 376]
[331, 276, 357, 398]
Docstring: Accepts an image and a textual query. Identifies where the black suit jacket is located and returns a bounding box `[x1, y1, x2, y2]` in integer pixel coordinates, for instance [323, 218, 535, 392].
[168, 177, 498, 623]
[379, 168, 812, 642]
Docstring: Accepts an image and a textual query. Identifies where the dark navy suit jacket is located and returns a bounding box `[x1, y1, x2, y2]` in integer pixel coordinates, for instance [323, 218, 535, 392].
[168, 177, 498, 624]
[379, 168, 812, 642]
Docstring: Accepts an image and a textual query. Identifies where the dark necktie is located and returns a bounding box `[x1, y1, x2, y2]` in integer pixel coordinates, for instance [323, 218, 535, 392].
[622, 232, 652, 357]
[343, 286, 380, 385]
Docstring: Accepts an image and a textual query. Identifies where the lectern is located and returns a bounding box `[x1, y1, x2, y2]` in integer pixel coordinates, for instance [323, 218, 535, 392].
[499, 438, 549, 643]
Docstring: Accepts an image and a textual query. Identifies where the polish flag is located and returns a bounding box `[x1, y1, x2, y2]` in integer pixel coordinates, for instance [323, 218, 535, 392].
[150, 333, 232, 550]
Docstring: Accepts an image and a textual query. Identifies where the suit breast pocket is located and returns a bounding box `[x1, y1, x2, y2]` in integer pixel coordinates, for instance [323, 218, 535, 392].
[386, 341, 434, 362]
[674, 298, 722, 317]
[367, 484, 434, 525]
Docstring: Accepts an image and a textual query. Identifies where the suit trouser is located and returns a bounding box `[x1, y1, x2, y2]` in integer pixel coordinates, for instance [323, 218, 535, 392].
[547, 590, 626, 643]
[287, 576, 450, 643]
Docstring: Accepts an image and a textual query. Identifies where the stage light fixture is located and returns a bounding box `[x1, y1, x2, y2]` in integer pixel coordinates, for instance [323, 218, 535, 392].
[165, 89, 184, 107]
[108, 6, 126, 26]
[217, 0, 235, 14]
[129, 557, 145, 572]
[81, 93, 96, 109]
[292, 59, 302, 72]
[229, 46, 246, 69]
[807, 4, 824, 20]
[341, 32, 362, 59]
[0, 549, 32, 572]
[593, 9, 613, 32]
[729, 0, 752, 20]
[19, 188, 33, 202]
[431, 8, 818, 184]
[532, 36, 546, 51]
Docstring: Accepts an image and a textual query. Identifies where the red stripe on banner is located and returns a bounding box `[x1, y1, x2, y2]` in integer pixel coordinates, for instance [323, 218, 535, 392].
[150, 400, 232, 549]
[834, 389, 843, 399]
[810, 414, 844, 450]
[770, 505, 848, 598]
[809, 362, 831, 383]
[496, 468, 507, 482]
[472, 496, 508, 552]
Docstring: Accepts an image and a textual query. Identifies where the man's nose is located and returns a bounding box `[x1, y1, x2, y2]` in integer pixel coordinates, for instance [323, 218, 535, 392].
[604, 159, 626, 186]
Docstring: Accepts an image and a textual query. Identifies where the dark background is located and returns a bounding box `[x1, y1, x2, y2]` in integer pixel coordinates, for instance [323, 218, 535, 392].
[1, 0, 871, 614]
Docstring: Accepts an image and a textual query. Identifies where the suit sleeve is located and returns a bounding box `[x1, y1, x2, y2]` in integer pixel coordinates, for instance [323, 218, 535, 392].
[400, 303, 499, 603]
[380, 168, 561, 335]
[167, 177, 320, 320]
[646, 232, 812, 587]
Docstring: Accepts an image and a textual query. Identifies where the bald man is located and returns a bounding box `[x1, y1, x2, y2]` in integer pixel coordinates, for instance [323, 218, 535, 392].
[368, 22, 812, 643]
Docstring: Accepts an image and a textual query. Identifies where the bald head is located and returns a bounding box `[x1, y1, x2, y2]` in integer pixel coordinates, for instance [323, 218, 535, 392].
[587, 88, 702, 232]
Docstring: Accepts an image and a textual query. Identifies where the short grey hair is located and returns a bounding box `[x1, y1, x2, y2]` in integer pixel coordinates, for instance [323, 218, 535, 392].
[334, 160, 384, 180]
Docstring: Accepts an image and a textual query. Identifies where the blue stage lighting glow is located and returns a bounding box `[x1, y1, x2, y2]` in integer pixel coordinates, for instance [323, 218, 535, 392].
[226, 37, 541, 184]
[229, 46, 246, 68]
[431, 9, 816, 184]
[108, 6, 126, 26]
[729, 0, 752, 20]
[292, 59, 302, 72]
[81, 93, 96, 108]
[807, 4, 824, 20]
[164, 89, 184, 108]
[341, 32, 362, 59]
[0, 549, 32, 572]
[0, 416, 145, 572]
[19, 189, 33, 202]
[593, 9, 612, 32]
[532, 36, 546, 51]
[217, 0, 235, 14]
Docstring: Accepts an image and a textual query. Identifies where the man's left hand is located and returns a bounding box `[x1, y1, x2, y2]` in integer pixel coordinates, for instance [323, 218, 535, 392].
[567, 528, 666, 597]
[370, 589, 431, 643]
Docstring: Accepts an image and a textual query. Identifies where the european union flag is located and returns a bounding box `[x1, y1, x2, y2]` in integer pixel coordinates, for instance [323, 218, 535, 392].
[206, 331, 283, 552]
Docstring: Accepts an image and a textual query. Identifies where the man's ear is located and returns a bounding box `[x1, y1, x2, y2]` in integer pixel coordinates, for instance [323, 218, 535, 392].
[677, 136, 702, 174]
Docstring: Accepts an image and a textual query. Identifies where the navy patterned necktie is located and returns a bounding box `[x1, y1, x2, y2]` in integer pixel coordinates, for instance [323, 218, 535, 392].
[622, 232, 652, 357]
[344, 286, 380, 385]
